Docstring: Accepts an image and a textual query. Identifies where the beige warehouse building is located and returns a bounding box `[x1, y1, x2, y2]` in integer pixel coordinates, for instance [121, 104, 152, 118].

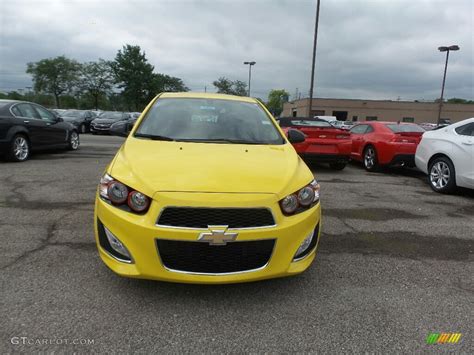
[281, 98, 474, 124]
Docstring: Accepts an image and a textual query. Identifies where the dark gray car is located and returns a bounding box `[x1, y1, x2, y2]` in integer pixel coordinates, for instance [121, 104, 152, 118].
[90, 111, 131, 134]
[0, 100, 79, 162]
[60, 110, 94, 133]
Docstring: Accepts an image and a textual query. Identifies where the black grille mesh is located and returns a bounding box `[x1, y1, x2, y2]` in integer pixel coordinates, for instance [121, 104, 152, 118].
[156, 239, 275, 273]
[157, 207, 275, 229]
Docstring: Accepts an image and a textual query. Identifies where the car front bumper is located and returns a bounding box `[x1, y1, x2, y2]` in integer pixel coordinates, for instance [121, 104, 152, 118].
[94, 191, 321, 284]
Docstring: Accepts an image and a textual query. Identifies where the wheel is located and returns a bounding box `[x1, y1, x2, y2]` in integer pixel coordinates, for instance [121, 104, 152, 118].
[67, 131, 80, 151]
[363, 146, 378, 171]
[428, 157, 456, 193]
[329, 162, 346, 170]
[6, 134, 30, 162]
[79, 124, 86, 134]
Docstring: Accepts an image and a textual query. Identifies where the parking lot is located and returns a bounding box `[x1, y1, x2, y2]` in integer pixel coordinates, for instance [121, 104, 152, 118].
[1, 134, 473, 352]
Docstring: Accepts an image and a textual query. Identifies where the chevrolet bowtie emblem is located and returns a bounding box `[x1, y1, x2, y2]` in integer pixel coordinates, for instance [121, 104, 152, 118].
[198, 226, 238, 246]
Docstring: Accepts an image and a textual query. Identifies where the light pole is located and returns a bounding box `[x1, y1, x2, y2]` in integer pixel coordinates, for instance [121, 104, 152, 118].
[243, 61, 256, 96]
[437, 45, 459, 125]
[308, 0, 321, 118]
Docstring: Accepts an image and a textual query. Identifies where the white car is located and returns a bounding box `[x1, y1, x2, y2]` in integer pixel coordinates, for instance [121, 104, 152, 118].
[415, 117, 474, 193]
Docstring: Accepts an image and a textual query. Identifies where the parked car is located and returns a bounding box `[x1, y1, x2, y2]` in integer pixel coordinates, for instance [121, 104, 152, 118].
[60, 110, 95, 133]
[96, 92, 321, 283]
[349, 121, 425, 171]
[51, 108, 67, 117]
[415, 117, 474, 193]
[279, 117, 351, 170]
[419, 122, 438, 131]
[90, 111, 131, 134]
[0, 100, 79, 162]
[330, 120, 354, 130]
[109, 115, 140, 135]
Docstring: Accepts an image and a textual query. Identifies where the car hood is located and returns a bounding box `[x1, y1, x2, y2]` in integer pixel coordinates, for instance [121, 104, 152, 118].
[93, 118, 121, 124]
[109, 137, 313, 197]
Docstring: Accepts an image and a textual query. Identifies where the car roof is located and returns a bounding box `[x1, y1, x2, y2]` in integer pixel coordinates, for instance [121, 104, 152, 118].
[159, 92, 257, 103]
[0, 99, 23, 104]
[355, 121, 417, 125]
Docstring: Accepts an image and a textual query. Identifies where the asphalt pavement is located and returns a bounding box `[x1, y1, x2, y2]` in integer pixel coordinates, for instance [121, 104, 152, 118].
[1, 134, 473, 353]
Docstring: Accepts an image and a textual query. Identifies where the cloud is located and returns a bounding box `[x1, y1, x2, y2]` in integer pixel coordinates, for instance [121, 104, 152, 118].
[0, 0, 472, 100]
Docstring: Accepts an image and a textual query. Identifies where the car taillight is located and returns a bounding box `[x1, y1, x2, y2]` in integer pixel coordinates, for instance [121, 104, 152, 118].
[99, 173, 150, 214]
[391, 137, 415, 143]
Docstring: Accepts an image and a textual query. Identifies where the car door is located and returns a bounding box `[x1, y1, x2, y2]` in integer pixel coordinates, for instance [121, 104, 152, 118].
[33, 105, 68, 146]
[13, 103, 47, 148]
[453, 122, 474, 188]
[350, 124, 369, 159]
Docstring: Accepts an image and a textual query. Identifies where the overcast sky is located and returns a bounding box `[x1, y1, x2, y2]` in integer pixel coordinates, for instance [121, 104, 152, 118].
[0, 0, 473, 101]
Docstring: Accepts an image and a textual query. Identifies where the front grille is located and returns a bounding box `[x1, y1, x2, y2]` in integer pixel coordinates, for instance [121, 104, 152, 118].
[157, 207, 275, 229]
[156, 239, 275, 274]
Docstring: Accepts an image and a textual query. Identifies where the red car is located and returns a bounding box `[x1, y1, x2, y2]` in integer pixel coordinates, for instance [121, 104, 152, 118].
[349, 121, 425, 171]
[279, 117, 352, 170]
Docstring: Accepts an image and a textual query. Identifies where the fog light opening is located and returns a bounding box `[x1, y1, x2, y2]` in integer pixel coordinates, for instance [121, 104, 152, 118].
[104, 226, 132, 262]
[293, 230, 315, 260]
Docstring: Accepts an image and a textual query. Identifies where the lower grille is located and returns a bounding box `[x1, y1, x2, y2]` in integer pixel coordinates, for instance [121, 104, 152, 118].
[156, 239, 275, 274]
[157, 207, 275, 229]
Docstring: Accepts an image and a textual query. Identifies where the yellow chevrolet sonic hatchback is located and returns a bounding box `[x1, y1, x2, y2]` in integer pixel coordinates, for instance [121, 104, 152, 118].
[94, 92, 321, 283]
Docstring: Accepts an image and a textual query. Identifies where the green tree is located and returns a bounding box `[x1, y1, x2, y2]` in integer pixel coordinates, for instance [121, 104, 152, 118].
[111, 44, 155, 111]
[79, 59, 114, 110]
[26, 56, 81, 108]
[213, 77, 247, 96]
[447, 98, 474, 104]
[266, 89, 290, 116]
[152, 73, 189, 93]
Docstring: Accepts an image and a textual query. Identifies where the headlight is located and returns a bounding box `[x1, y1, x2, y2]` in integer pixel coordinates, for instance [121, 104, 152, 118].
[280, 194, 298, 214]
[279, 179, 320, 216]
[99, 173, 150, 214]
[128, 191, 149, 212]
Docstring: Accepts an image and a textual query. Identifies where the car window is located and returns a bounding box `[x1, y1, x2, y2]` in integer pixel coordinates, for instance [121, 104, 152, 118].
[135, 98, 285, 144]
[455, 123, 474, 137]
[16, 104, 41, 119]
[11, 105, 22, 116]
[290, 120, 332, 128]
[385, 123, 425, 133]
[34, 106, 56, 121]
[350, 124, 368, 134]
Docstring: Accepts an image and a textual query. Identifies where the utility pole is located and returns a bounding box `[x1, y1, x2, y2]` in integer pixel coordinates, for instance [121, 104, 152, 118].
[308, 0, 321, 118]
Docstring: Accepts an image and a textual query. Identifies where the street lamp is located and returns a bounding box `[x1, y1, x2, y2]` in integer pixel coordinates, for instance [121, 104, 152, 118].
[243, 61, 256, 96]
[308, 0, 321, 118]
[437, 45, 459, 125]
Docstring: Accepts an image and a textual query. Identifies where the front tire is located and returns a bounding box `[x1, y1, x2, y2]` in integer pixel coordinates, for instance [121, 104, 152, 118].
[67, 131, 80, 151]
[79, 124, 86, 134]
[428, 157, 456, 194]
[363, 146, 378, 171]
[7, 134, 30, 162]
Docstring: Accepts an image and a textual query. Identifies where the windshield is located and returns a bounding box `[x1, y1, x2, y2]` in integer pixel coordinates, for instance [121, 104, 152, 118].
[62, 110, 83, 118]
[135, 98, 285, 144]
[99, 112, 124, 120]
[385, 124, 425, 133]
[291, 120, 333, 128]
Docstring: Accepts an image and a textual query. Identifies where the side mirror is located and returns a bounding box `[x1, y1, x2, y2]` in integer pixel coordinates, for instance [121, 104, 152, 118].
[109, 121, 131, 137]
[287, 128, 305, 144]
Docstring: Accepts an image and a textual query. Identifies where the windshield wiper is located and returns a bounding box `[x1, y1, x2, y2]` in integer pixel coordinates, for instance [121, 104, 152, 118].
[134, 133, 175, 141]
[179, 138, 267, 145]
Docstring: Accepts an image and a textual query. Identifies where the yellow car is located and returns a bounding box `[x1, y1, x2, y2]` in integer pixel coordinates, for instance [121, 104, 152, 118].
[94, 92, 321, 283]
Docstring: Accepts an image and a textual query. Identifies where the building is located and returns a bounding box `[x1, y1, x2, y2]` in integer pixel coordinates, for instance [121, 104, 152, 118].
[281, 98, 474, 124]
